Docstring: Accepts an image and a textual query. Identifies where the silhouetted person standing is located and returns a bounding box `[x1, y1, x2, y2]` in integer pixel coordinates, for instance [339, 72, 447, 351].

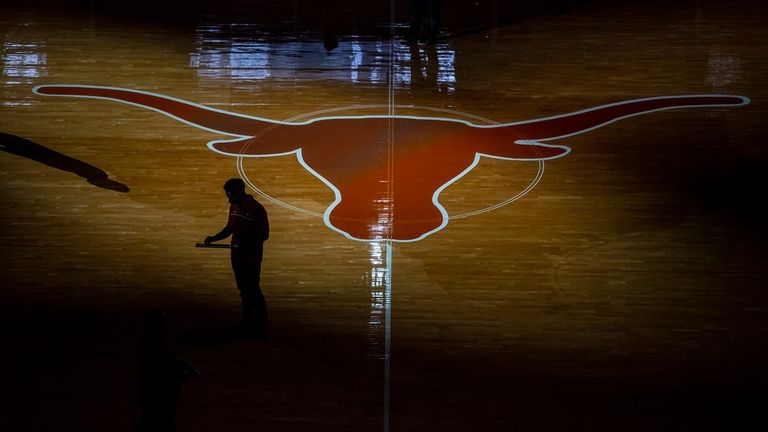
[138, 309, 199, 432]
[407, 0, 440, 45]
[205, 178, 270, 336]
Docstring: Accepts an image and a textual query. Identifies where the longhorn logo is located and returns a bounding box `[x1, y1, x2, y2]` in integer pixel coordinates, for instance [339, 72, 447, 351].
[34, 85, 749, 242]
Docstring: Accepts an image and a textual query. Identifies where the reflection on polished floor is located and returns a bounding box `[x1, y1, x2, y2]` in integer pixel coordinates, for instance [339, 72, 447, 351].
[1, 0, 767, 431]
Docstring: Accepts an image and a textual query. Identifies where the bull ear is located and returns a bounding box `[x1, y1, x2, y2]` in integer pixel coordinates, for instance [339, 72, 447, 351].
[480, 139, 570, 161]
[208, 136, 300, 157]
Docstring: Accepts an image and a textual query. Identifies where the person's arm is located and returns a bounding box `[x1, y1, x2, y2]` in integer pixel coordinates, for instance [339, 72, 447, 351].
[205, 226, 232, 244]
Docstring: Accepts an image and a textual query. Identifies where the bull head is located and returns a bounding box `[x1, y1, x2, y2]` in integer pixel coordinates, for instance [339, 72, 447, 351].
[34, 85, 749, 242]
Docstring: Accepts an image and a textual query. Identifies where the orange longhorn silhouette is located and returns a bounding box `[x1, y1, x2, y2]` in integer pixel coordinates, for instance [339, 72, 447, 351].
[34, 85, 749, 241]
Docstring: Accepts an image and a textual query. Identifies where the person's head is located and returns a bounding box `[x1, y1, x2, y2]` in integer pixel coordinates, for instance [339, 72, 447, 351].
[223, 178, 247, 204]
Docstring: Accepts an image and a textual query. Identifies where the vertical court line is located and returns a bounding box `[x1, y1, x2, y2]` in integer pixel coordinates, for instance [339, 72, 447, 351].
[383, 240, 393, 432]
[383, 2, 396, 431]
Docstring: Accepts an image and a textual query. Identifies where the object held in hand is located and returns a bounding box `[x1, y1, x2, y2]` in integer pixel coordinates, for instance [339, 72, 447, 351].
[195, 243, 231, 249]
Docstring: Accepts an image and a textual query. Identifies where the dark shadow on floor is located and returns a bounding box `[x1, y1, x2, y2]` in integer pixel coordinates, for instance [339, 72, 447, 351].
[0, 132, 129, 192]
[177, 321, 264, 346]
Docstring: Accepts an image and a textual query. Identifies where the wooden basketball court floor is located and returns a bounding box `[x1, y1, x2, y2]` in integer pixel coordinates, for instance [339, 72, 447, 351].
[1, 0, 767, 430]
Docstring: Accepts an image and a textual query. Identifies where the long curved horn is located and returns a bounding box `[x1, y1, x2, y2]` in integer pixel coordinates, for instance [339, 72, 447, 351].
[33, 85, 280, 137]
[504, 95, 750, 141]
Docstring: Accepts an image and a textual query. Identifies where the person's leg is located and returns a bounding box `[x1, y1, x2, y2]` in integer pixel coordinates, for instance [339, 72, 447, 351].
[253, 285, 268, 331]
[232, 259, 255, 325]
[232, 253, 267, 332]
[248, 254, 268, 332]
[240, 289, 256, 325]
